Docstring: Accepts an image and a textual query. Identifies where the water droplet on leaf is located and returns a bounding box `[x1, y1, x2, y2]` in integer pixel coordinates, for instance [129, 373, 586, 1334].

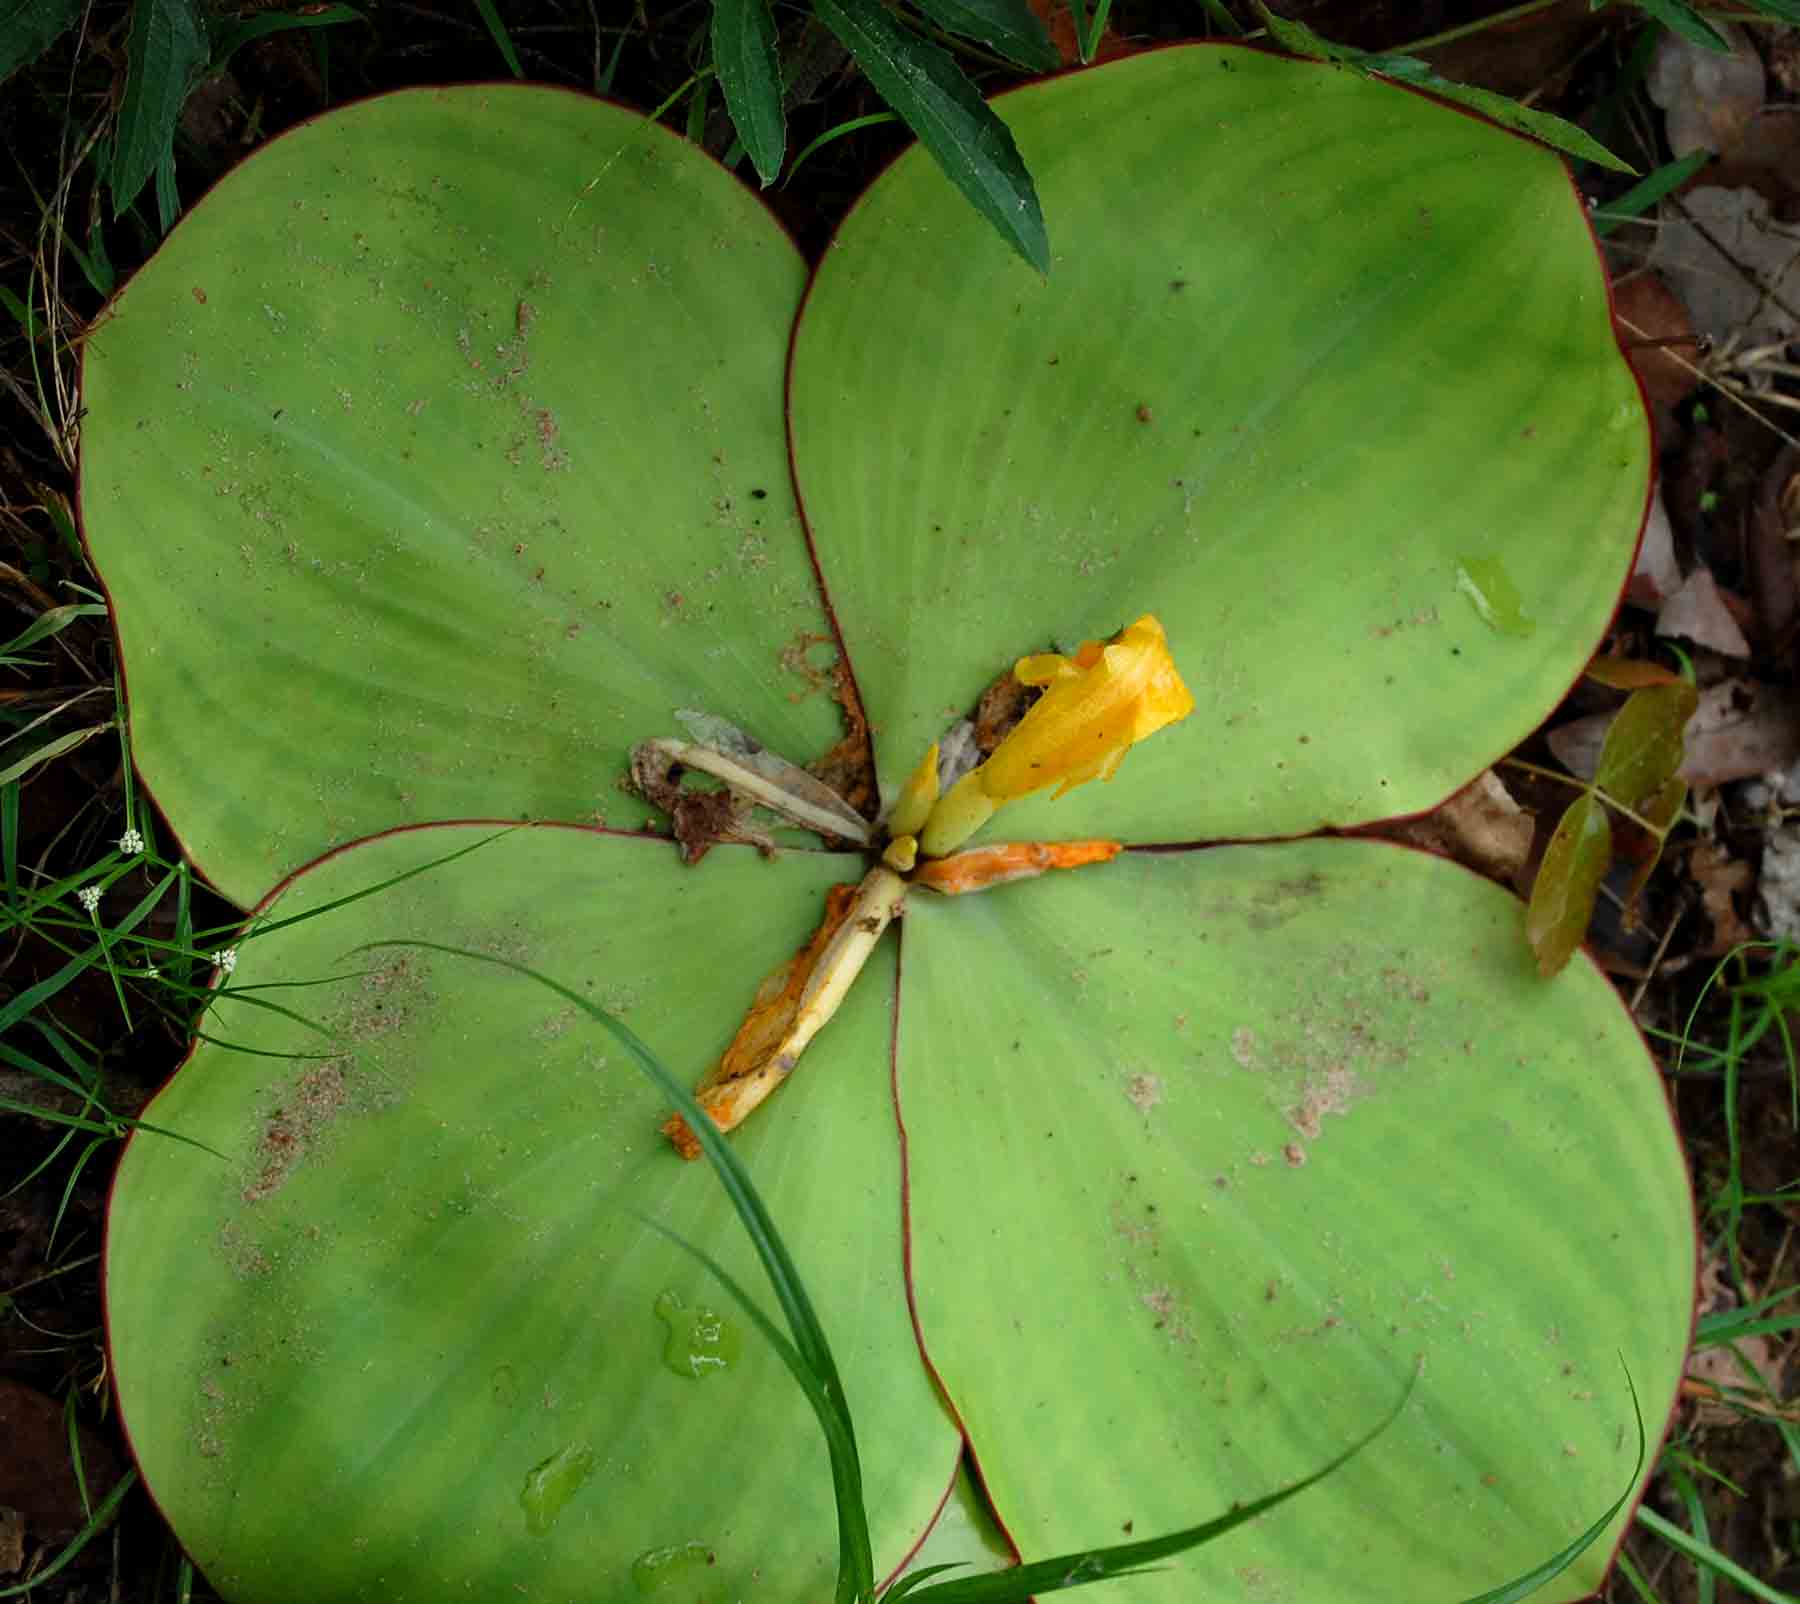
[519, 1442, 595, 1536]
[1455, 556, 1536, 639]
[654, 1289, 742, 1380]
[632, 1540, 716, 1593]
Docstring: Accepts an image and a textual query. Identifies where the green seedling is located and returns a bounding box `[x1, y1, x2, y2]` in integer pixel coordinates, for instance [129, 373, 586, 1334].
[80, 43, 1692, 1604]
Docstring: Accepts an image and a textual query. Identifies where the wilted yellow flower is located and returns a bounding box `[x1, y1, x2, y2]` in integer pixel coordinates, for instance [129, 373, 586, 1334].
[984, 614, 1194, 799]
[919, 614, 1194, 856]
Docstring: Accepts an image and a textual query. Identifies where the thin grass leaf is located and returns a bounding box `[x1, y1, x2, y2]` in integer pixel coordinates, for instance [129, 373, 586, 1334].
[1076, 0, 1111, 62]
[1595, 149, 1711, 235]
[1696, 1285, 1800, 1344]
[905, 1376, 1415, 1601]
[785, 112, 897, 183]
[0, 0, 83, 83]
[1455, 1363, 1647, 1603]
[1614, 1548, 1667, 1604]
[685, 70, 710, 143]
[2, 779, 17, 905]
[49, 1132, 113, 1249]
[110, 0, 209, 218]
[1635, 0, 1729, 51]
[814, 0, 1048, 273]
[883, 1562, 971, 1601]
[0, 723, 107, 787]
[912, 0, 1059, 71]
[0, 866, 174, 1036]
[198, 829, 508, 944]
[1633, 1506, 1798, 1604]
[1748, 0, 1800, 19]
[712, 0, 784, 185]
[355, 938, 876, 1604]
[1255, 4, 1633, 173]
[470, 0, 523, 78]
[0, 1468, 136, 1599]
[0, 602, 106, 659]
[209, 3, 362, 71]
[0, 283, 34, 336]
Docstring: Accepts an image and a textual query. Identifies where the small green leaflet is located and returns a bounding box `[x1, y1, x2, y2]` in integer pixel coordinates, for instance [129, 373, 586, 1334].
[814, 0, 1049, 274]
[109, 0, 209, 220]
[1255, 3, 1634, 174]
[712, 0, 784, 186]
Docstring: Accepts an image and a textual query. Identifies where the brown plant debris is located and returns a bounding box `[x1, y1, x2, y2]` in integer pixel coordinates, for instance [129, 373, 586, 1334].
[627, 740, 776, 865]
[662, 882, 859, 1158]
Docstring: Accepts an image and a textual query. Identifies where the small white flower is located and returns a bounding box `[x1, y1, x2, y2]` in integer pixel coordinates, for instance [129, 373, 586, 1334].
[118, 828, 145, 855]
[143, 965, 160, 980]
[76, 885, 101, 914]
[212, 948, 238, 976]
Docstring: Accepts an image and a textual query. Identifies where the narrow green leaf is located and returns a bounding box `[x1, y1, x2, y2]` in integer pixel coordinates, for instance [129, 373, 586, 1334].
[109, 0, 208, 219]
[1594, 681, 1697, 815]
[1393, 73, 1634, 174]
[906, 1377, 1413, 1601]
[0, 0, 83, 84]
[208, 4, 362, 73]
[0, 602, 106, 657]
[1594, 149, 1711, 235]
[1746, 0, 1800, 21]
[785, 111, 898, 184]
[1633, 1506, 1799, 1604]
[0, 1470, 136, 1599]
[1634, 0, 1730, 52]
[711, 0, 784, 186]
[814, 0, 1049, 274]
[1255, 4, 1633, 173]
[469, 0, 522, 78]
[912, 0, 1060, 72]
[1526, 791, 1613, 978]
[354, 939, 878, 1604]
[0, 723, 107, 788]
[1456, 1365, 1647, 1603]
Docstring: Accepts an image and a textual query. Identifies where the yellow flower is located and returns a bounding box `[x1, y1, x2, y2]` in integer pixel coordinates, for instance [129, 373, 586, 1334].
[984, 614, 1194, 799]
[919, 614, 1194, 856]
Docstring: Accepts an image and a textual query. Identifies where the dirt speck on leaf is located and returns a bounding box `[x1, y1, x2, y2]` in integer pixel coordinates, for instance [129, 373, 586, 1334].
[242, 1062, 349, 1203]
[1124, 1071, 1164, 1113]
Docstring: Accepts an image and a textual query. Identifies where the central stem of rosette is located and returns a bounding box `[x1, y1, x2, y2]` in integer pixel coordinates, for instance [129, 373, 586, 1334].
[660, 615, 1194, 1157]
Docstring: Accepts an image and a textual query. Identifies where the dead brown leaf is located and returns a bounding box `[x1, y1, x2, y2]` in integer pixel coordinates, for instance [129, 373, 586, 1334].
[1658, 567, 1752, 657]
[1688, 839, 1756, 953]
[1613, 273, 1700, 409]
[1384, 769, 1533, 888]
[1683, 678, 1800, 784]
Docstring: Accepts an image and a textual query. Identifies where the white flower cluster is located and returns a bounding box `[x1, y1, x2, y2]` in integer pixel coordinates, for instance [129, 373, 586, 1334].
[118, 828, 145, 856]
[212, 948, 238, 976]
[77, 885, 101, 914]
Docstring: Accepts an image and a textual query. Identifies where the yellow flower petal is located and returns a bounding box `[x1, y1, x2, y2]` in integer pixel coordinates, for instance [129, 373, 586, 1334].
[977, 614, 1194, 803]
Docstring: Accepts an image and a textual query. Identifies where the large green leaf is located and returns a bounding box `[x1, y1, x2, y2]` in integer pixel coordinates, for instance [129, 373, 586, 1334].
[897, 840, 1691, 1601]
[105, 825, 959, 1602]
[789, 46, 1649, 843]
[81, 88, 845, 907]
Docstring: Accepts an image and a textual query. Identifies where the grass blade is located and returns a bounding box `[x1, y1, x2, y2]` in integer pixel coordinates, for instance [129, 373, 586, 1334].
[469, 0, 522, 78]
[711, 0, 784, 186]
[209, 3, 363, 72]
[911, 0, 1060, 71]
[355, 938, 876, 1603]
[0, 1468, 136, 1599]
[1633, 1506, 1798, 1604]
[1456, 1362, 1647, 1604]
[814, 0, 1048, 274]
[1594, 149, 1711, 235]
[110, 0, 209, 219]
[902, 1376, 1413, 1601]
